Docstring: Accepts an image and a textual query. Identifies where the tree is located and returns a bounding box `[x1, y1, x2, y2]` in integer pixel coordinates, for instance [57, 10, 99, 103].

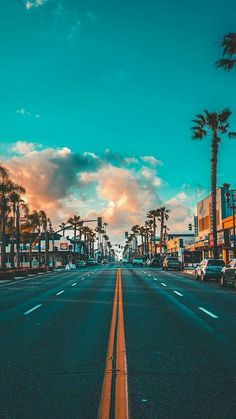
[9, 186, 28, 269]
[67, 215, 81, 260]
[24, 211, 42, 267]
[159, 207, 170, 255]
[216, 32, 236, 71]
[191, 109, 236, 258]
[147, 209, 161, 255]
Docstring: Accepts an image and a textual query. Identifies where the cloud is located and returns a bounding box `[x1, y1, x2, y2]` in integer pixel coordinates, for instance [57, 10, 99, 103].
[86, 11, 97, 22]
[3, 143, 201, 241]
[11, 141, 38, 155]
[141, 156, 163, 166]
[16, 108, 40, 118]
[66, 19, 80, 41]
[26, 0, 47, 10]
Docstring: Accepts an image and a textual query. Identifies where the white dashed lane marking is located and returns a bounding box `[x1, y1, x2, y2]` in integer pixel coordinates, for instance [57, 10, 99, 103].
[24, 304, 42, 316]
[72, 283, 77, 287]
[56, 290, 64, 296]
[173, 291, 183, 297]
[161, 283, 167, 287]
[198, 307, 218, 319]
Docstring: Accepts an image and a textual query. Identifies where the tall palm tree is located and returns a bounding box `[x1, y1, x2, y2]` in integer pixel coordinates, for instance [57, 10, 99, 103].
[159, 207, 170, 255]
[9, 186, 28, 269]
[39, 210, 49, 267]
[24, 210, 42, 266]
[59, 222, 66, 236]
[67, 215, 81, 260]
[216, 32, 236, 71]
[192, 109, 236, 258]
[147, 209, 161, 255]
[0, 172, 15, 271]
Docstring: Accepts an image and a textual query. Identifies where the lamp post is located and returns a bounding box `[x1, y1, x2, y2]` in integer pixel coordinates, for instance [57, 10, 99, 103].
[223, 183, 236, 258]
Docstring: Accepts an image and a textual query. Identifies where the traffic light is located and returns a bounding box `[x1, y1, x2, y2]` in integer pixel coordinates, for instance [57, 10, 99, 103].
[188, 223, 192, 231]
[125, 231, 128, 239]
[97, 217, 102, 228]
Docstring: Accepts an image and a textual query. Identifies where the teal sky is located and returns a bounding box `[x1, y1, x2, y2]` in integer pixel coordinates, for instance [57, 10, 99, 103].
[1, 0, 236, 204]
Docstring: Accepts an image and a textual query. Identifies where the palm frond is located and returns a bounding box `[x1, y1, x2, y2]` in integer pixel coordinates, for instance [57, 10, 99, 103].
[218, 108, 232, 124]
[221, 32, 236, 56]
[216, 58, 236, 71]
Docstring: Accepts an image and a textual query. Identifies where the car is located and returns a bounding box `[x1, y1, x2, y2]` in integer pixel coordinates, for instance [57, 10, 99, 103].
[65, 263, 76, 271]
[132, 257, 144, 267]
[77, 260, 86, 267]
[87, 258, 97, 266]
[195, 259, 225, 281]
[147, 258, 162, 267]
[101, 259, 109, 265]
[162, 257, 182, 271]
[220, 258, 236, 288]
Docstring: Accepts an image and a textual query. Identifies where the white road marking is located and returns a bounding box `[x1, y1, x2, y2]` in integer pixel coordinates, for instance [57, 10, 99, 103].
[148, 274, 152, 277]
[72, 283, 77, 286]
[24, 304, 42, 316]
[173, 291, 183, 297]
[56, 290, 64, 296]
[198, 307, 218, 319]
[161, 282, 167, 287]
[153, 278, 158, 281]
[81, 278, 85, 280]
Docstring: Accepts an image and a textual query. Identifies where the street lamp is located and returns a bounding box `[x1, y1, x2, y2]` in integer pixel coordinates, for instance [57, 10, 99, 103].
[223, 183, 236, 257]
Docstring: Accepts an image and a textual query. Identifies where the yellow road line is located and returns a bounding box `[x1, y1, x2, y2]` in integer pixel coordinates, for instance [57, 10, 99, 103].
[115, 269, 129, 419]
[98, 274, 119, 419]
[98, 269, 129, 419]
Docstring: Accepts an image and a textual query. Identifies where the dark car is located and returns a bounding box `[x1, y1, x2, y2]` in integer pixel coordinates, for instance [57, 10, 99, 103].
[162, 257, 182, 271]
[195, 259, 225, 281]
[220, 258, 236, 288]
[148, 258, 162, 267]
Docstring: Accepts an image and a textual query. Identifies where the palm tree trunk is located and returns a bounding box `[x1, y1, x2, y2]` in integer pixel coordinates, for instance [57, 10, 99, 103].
[16, 206, 20, 269]
[29, 239, 32, 268]
[1, 197, 7, 271]
[74, 224, 76, 260]
[160, 210, 164, 256]
[45, 229, 49, 267]
[38, 232, 41, 267]
[211, 133, 219, 259]
[153, 216, 156, 255]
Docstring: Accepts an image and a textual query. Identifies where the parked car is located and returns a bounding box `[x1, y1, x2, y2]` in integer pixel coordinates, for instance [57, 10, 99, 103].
[147, 258, 162, 267]
[77, 260, 86, 268]
[65, 263, 76, 271]
[162, 257, 182, 271]
[132, 257, 144, 267]
[220, 258, 236, 288]
[87, 258, 97, 266]
[195, 259, 225, 281]
[101, 259, 109, 265]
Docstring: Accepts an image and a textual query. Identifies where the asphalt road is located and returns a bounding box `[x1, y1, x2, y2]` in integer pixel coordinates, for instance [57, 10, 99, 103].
[0, 264, 236, 418]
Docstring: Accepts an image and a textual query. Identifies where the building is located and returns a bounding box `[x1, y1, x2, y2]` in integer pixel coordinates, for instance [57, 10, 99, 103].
[195, 186, 236, 262]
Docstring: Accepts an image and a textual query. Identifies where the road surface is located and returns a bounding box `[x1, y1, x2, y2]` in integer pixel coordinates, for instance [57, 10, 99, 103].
[0, 264, 236, 418]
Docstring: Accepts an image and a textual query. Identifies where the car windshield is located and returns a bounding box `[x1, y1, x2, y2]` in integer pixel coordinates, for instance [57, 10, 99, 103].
[208, 260, 225, 266]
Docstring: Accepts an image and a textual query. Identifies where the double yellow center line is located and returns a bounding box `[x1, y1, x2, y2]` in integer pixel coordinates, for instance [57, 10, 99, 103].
[98, 268, 129, 419]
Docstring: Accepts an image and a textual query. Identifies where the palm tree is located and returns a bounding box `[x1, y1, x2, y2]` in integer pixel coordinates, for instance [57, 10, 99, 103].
[0, 172, 15, 271]
[67, 215, 81, 260]
[147, 209, 161, 255]
[59, 222, 66, 236]
[192, 109, 236, 258]
[24, 210, 42, 267]
[9, 186, 28, 269]
[39, 210, 49, 267]
[216, 32, 236, 71]
[159, 207, 170, 255]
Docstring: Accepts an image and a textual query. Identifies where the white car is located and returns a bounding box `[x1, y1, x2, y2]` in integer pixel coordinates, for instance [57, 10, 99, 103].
[65, 263, 76, 271]
[132, 257, 144, 267]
